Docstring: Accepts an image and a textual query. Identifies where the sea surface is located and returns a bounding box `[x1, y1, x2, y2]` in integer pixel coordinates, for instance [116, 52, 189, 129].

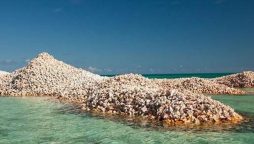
[143, 73, 233, 79]
[0, 73, 254, 144]
[105, 73, 233, 79]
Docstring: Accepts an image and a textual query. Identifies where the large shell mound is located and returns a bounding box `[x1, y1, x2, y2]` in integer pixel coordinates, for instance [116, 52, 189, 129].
[0, 52, 243, 125]
[0, 52, 104, 96]
[214, 71, 254, 88]
[156, 78, 245, 95]
[84, 78, 243, 125]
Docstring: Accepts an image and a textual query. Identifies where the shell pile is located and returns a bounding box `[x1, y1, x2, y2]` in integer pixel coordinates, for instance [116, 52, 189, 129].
[0, 53, 246, 125]
[213, 71, 254, 88]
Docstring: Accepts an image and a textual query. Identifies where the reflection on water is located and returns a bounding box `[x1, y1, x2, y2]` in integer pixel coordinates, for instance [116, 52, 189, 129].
[0, 94, 253, 144]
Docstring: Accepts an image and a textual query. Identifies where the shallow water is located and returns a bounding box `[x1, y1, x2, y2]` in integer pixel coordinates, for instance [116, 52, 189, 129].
[0, 94, 254, 144]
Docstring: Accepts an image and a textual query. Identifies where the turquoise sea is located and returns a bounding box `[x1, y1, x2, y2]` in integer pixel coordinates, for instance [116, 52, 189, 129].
[0, 73, 254, 144]
[143, 73, 233, 79]
[105, 73, 233, 79]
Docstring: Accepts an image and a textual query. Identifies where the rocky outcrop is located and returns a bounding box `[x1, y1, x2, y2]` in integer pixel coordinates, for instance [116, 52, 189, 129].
[156, 78, 245, 95]
[0, 53, 243, 126]
[213, 71, 254, 88]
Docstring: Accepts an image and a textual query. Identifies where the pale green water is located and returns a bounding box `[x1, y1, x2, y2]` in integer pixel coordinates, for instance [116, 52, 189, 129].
[0, 94, 254, 144]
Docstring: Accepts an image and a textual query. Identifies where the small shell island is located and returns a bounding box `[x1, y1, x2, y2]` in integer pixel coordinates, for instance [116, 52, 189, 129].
[1, 52, 253, 126]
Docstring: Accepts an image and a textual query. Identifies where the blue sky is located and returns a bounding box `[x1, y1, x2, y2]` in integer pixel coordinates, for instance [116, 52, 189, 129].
[0, 0, 253, 74]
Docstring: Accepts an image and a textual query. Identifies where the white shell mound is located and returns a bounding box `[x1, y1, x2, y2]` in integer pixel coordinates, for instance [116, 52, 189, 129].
[213, 71, 254, 88]
[155, 77, 245, 95]
[0, 52, 243, 125]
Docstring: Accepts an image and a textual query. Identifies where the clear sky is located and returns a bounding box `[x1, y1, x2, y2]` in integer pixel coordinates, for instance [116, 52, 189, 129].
[0, 0, 253, 74]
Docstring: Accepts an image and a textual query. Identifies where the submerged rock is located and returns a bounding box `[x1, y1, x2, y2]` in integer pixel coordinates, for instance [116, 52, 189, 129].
[0, 52, 243, 126]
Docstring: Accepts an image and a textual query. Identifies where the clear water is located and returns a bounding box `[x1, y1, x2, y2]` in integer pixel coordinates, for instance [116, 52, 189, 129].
[0, 94, 253, 144]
